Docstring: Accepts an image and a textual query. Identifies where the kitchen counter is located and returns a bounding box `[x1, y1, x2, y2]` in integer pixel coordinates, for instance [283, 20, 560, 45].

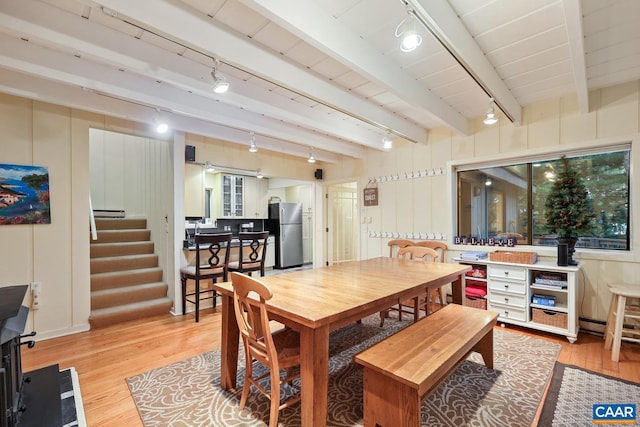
[182, 235, 275, 269]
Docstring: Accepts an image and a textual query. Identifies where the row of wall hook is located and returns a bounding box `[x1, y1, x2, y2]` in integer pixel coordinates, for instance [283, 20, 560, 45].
[369, 231, 446, 241]
[368, 167, 445, 184]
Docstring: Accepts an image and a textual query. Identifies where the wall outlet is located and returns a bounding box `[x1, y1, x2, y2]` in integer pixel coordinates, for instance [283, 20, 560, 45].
[31, 281, 42, 310]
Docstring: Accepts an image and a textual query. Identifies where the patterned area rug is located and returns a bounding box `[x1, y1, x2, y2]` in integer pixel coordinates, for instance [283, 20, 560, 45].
[126, 316, 561, 426]
[539, 363, 640, 426]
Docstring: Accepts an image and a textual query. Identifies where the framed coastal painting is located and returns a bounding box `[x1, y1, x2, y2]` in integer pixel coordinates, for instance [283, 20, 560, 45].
[0, 163, 51, 225]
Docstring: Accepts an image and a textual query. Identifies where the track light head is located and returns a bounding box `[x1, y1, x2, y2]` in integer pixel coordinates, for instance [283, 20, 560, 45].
[211, 70, 229, 94]
[382, 135, 393, 150]
[483, 98, 498, 125]
[395, 8, 422, 52]
[248, 132, 258, 153]
[307, 150, 316, 163]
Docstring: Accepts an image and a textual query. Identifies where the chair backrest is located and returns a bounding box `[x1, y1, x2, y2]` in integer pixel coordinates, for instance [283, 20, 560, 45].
[231, 271, 278, 369]
[414, 240, 447, 263]
[388, 239, 415, 257]
[194, 233, 232, 275]
[397, 246, 440, 262]
[237, 231, 269, 270]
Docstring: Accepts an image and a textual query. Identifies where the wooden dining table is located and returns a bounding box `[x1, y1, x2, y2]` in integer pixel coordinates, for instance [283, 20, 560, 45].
[212, 256, 471, 426]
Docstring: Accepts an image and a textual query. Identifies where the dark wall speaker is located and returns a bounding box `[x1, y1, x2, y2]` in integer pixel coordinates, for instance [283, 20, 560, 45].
[314, 168, 323, 180]
[185, 145, 196, 162]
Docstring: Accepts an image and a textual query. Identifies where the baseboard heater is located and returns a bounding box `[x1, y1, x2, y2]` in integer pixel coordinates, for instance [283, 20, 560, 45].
[93, 209, 125, 218]
[579, 317, 606, 336]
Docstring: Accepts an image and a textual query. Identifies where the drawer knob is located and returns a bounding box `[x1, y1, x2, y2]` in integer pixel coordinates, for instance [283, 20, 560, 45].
[504, 284, 509, 289]
[504, 297, 509, 303]
[504, 310, 509, 316]
[504, 271, 509, 276]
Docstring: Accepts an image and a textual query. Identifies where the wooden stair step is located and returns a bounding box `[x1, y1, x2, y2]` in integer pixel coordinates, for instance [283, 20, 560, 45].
[90, 254, 159, 274]
[91, 267, 163, 291]
[94, 218, 147, 230]
[92, 229, 151, 243]
[90, 241, 155, 258]
[88, 297, 173, 329]
[91, 282, 169, 310]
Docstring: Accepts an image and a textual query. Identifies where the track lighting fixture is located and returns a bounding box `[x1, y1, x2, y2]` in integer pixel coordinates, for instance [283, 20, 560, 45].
[204, 161, 215, 172]
[154, 109, 168, 134]
[211, 58, 229, 94]
[382, 134, 393, 150]
[395, 6, 422, 52]
[307, 149, 316, 163]
[248, 132, 258, 153]
[483, 98, 498, 125]
[256, 168, 263, 179]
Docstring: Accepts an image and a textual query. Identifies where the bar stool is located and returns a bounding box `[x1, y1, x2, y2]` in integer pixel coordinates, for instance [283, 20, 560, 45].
[180, 233, 232, 322]
[604, 286, 640, 362]
[228, 231, 269, 277]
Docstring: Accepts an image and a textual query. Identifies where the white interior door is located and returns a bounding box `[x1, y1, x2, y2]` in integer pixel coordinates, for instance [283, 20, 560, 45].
[326, 181, 359, 265]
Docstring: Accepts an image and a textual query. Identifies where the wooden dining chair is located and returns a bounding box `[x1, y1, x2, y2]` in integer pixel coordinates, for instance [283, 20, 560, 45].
[231, 272, 301, 427]
[179, 232, 232, 322]
[387, 239, 415, 257]
[229, 231, 270, 277]
[380, 246, 440, 326]
[415, 240, 448, 313]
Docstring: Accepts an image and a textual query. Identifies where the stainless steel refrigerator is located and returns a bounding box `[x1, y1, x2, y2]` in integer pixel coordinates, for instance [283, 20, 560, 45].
[269, 202, 303, 269]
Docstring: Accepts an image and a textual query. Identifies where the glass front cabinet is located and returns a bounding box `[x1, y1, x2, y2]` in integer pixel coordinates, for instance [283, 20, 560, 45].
[221, 174, 244, 217]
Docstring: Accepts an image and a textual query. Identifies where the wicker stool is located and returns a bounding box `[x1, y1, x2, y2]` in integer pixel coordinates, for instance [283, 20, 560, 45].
[604, 286, 640, 362]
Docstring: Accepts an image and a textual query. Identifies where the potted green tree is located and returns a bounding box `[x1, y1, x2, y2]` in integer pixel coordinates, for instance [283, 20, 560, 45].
[543, 156, 595, 265]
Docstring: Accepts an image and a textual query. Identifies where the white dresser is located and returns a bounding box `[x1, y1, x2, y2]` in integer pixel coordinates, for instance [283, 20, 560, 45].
[456, 258, 579, 343]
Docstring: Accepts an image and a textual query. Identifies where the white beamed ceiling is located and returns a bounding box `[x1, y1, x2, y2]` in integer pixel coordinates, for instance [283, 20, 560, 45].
[0, 0, 639, 163]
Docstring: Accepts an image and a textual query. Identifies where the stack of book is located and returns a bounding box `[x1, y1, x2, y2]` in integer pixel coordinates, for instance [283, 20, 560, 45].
[459, 251, 489, 261]
[533, 273, 567, 289]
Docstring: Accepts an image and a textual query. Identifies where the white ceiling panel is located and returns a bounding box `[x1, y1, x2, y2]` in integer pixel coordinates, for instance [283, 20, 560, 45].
[0, 0, 637, 163]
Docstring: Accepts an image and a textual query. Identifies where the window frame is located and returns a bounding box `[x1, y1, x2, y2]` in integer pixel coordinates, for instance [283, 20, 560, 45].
[448, 138, 635, 259]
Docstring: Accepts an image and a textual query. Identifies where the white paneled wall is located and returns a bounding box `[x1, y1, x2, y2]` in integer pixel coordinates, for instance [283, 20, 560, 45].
[326, 84, 640, 323]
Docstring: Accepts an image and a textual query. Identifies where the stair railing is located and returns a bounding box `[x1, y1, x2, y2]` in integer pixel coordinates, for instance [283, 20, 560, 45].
[89, 196, 98, 241]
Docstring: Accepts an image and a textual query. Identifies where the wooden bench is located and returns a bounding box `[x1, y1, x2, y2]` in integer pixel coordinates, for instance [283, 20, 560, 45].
[354, 303, 499, 427]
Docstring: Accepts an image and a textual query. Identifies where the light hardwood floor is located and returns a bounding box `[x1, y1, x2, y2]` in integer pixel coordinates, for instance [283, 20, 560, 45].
[21, 307, 639, 427]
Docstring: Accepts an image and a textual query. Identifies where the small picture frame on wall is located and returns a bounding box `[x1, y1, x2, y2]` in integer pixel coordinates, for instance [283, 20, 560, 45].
[0, 163, 51, 225]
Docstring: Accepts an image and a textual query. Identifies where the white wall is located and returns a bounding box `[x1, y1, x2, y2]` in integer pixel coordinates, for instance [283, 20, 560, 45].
[325, 81, 640, 323]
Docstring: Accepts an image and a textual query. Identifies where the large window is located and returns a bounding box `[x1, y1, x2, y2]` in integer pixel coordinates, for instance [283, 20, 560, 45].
[456, 148, 630, 250]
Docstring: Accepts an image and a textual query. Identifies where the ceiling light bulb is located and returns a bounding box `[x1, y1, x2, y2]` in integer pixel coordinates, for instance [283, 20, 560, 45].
[382, 135, 393, 150]
[400, 32, 422, 52]
[155, 121, 168, 134]
[307, 152, 316, 163]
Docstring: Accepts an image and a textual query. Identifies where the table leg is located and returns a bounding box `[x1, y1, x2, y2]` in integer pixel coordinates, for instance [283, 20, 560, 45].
[299, 324, 330, 427]
[451, 274, 464, 305]
[219, 293, 240, 390]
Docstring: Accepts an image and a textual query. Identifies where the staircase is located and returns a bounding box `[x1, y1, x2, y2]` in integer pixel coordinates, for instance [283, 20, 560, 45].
[89, 218, 172, 328]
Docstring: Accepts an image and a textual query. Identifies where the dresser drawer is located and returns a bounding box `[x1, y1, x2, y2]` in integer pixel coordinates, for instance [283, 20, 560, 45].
[488, 265, 527, 281]
[488, 290, 527, 309]
[488, 279, 527, 295]
[488, 302, 528, 322]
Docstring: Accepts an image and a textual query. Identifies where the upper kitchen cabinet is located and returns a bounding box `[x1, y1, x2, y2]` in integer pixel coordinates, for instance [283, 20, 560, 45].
[245, 177, 269, 218]
[185, 163, 204, 217]
[221, 174, 244, 217]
